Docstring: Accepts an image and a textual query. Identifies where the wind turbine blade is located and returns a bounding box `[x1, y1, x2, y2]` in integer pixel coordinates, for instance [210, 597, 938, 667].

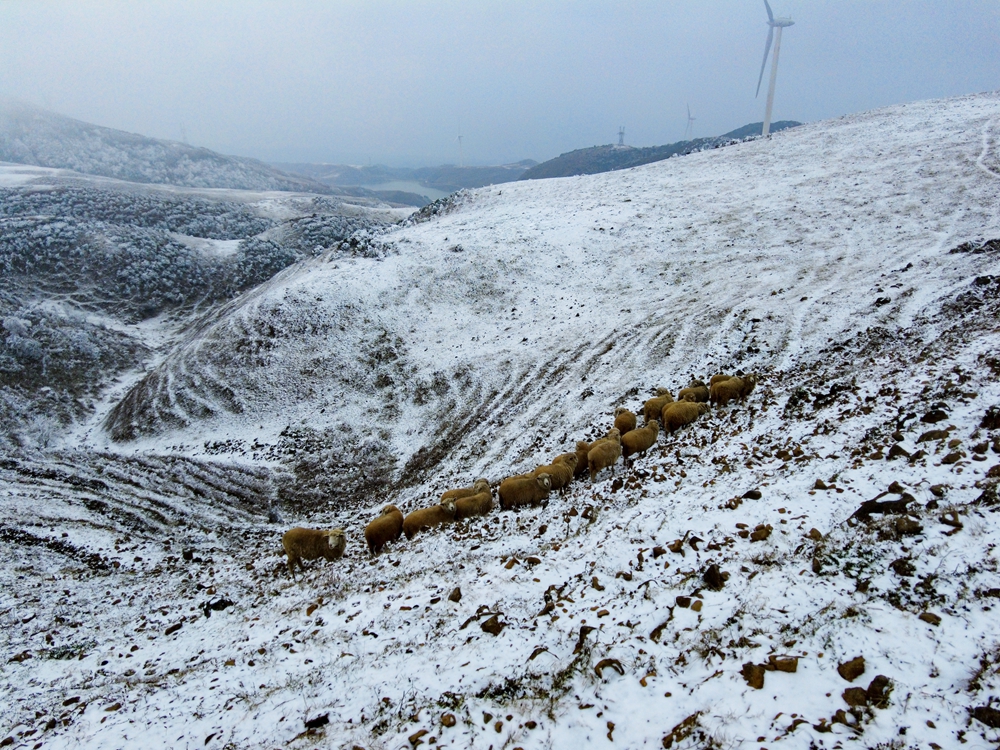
[756, 25, 773, 97]
[687, 103, 691, 119]
[763, 0, 774, 24]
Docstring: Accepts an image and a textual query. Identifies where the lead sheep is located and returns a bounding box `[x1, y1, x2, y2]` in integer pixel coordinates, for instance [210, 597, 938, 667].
[364, 504, 404, 554]
[642, 388, 674, 424]
[678, 381, 709, 403]
[621, 420, 659, 465]
[588, 428, 622, 482]
[532, 453, 577, 494]
[440, 478, 491, 503]
[613, 407, 637, 434]
[661, 400, 710, 433]
[403, 499, 457, 539]
[499, 473, 552, 510]
[454, 490, 494, 520]
[282, 527, 346, 578]
[709, 374, 757, 407]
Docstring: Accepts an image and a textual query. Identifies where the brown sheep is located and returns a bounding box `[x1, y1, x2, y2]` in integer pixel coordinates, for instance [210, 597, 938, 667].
[282, 527, 346, 578]
[532, 453, 577, 494]
[403, 499, 457, 539]
[364, 504, 404, 554]
[621, 420, 659, 465]
[678, 383, 709, 403]
[613, 407, 637, 434]
[710, 374, 757, 406]
[440, 478, 490, 503]
[588, 428, 622, 482]
[709, 373, 732, 386]
[499, 473, 552, 510]
[454, 490, 494, 520]
[642, 388, 674, 424]
[661, 401, 710, 433]
[573, 440, 592, 477]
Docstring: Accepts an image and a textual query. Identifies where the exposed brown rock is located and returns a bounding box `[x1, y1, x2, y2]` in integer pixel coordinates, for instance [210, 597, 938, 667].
[703, 564, 725, 591]
[448, 587, 462, 603]
[440, 713, 457, 728]
[842, 687, 869, 707]
[837, 656, 865, 682]
[918, 612, 942, 626]
[921, 409, 949, 424]
[741, 662, 765, 689]
[480, 615, 505, 636]
[917, 429, 950, 443]
[866, 675, 892, 708]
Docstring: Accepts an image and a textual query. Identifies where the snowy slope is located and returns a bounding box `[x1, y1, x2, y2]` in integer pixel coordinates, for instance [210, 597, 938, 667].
[2, 92, 1000, 749]
[0, 100, 332, 193]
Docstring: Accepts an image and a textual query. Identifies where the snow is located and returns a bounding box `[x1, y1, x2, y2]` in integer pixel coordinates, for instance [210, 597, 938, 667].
[2, 91, 1000, 749]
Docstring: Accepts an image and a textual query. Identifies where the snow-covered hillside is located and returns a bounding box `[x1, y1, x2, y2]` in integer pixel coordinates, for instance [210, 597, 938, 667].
[3, 92, 1000, 749]
[0, 100, 334, 193]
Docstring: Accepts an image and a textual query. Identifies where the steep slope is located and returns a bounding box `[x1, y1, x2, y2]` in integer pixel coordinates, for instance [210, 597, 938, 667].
[519, 121, 800, 180]
[0, 100, 332, 193]
[2, 93, 1000, 750]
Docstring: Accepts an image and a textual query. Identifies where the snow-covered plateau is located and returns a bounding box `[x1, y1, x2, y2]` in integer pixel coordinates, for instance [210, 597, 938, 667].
[3, 92, 1000, 749]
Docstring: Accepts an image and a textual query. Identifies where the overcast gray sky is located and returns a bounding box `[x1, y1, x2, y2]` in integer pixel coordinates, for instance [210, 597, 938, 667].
[1, 1, 998, 166]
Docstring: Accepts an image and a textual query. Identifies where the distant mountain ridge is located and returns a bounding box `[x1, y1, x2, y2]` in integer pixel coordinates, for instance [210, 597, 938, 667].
[0, 100, 334, 193]
[520, 121, 801, 180]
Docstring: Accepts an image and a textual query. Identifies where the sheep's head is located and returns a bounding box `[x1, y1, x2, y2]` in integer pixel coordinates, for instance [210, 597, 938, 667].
[689, 379, 707, 388]
[607, 428, 621, 442]
[681, 391, 697, 402]
[558, 453, 578, 469]
[647, 419, 660, 433]
[328, 529, 346, 545]
[697, 403, 711, 415]
[576, 440, 591, 451]
[473, 478, 490, 493]
[441, 499, 457, 516]
[656, 387, 672, 397]
[614, 406, 629, 417]
[381, 504, 401, 516]
[536, 473, 552, 491]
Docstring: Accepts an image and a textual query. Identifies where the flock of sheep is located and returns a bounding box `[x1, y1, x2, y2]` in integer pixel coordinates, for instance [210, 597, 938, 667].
[280, 372, 758, 578]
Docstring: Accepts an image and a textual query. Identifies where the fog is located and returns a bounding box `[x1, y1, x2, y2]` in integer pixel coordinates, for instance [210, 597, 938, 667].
[1, 0, 997, 166]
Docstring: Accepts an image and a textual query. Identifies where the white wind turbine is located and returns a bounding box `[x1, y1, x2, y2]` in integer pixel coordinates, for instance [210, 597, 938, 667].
[755, 0, 794, 137]
[684, 104, 695, 140]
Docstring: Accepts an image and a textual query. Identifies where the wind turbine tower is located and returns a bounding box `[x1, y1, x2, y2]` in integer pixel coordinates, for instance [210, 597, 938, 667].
[755, 0, 794, 137]
[618, 127, 625, 147]
[684, 105, 695, 140]
[457, 135, 464, 168]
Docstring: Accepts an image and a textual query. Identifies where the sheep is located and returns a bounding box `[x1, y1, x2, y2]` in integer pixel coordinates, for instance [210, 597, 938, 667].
[364, 504, 404, 554]
[499, 473, 552, 510]
[621, 420, 659, 465]
[454, 489, 494, 520]
[710, 374, 757, 407]
[642, 388, 674, 424]
[678, 382, 710, 403]
[532, 453, 577, 494]
[282, 527, 346, 578]
[573, 441, 592, 477]
[440, 478, 491, 503]
[661, 400, 710, 433]
[709, 373, 732, 386]
[613, 407, 637, 435]
[403, 499, 458, 540]
[588, 428, 622, 482]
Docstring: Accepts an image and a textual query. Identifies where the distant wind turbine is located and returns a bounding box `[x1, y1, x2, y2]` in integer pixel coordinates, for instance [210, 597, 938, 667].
[755, 0, 794, 137]
[456, 134, 464, 167]
[684, 104, 695, 140]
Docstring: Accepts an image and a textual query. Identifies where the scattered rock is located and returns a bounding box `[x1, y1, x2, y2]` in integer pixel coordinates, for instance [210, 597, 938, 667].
[842, 687, 869, 707]
[525, 556, 541, 566]
[890, 558, 916, 577]
[768, 655, 798, 673]
[651, 545, 666, 558]
[164, 622, 182, 636]
[852, 495, 912, 521]
[750, 524, 772, 542]
[441, 713, 456, 728]
[918, 612, 942, 626]
[807, 528, 823, 541]
[917, 429, 950, 443]
[480, 615, 505, 636]
[971, 706, 1000, 729]
[813, 479, 829, 490]
[675, 596, 691, 608]
[837, 656, 866, 682]
[921, 409, 949, 424]
[594, 658, 625, 678]
[895, 516, 923, 536]
[888, 481, 906, 494]
[702, 564, 726, 591]
[408, 728, 429, 746]
[891, 431, 905, 442]
[448, 587, 462, 603]
[929, 484, 948, 497]
[981, 406, 1000, 430]
[690, 600, 703, 612]
[741, 662, 766, 689]
[304, 713, 329, 730]
[887, 444, 911, 459]
[742, 489, 762, 500]
[867, 675, 892, 708]
[908, 449, 928, 462]
[987, 465, 1000, 479]
[942, 451, 965, 465]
